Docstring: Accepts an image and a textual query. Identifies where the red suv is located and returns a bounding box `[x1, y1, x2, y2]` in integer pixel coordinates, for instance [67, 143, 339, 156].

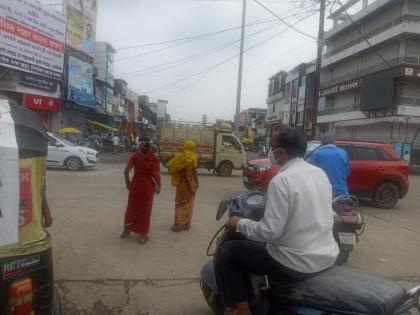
[243, 141, 410, 209]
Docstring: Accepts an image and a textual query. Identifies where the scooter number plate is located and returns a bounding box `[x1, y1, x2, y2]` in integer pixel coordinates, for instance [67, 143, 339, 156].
[339, 232, 357, 245]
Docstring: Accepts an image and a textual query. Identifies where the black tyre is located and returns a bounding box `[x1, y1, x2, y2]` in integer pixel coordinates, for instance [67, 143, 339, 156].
[52, 286, 62, 315]
[217, 162, 233, 177]
[200, 281, 223, 315]
[335, 249, 350, 265]
[373, 182, 399, 209]
[65, 157, 83, 171]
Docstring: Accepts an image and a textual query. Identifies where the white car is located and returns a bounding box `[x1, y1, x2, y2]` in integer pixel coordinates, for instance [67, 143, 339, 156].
[47, 132, 98, 171]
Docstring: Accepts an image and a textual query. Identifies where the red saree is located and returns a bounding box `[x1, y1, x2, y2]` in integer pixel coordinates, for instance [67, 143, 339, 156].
[124, 150, 160, 235]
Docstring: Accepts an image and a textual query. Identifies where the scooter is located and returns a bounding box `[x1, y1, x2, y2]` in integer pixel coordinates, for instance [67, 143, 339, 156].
[332, 195, 364, 265]
[200, 191, 420, 315]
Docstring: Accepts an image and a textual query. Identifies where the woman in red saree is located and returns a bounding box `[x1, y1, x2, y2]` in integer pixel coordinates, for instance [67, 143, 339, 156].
[121, 141, 161, 244]
[167, 140, 199, 232]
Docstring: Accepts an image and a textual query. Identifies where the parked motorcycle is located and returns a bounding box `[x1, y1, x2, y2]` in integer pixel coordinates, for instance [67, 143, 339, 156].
[200, 191, 420, 315]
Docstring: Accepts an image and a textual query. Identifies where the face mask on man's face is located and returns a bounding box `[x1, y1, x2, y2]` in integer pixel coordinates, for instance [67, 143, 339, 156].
[268, 148, 277, 165]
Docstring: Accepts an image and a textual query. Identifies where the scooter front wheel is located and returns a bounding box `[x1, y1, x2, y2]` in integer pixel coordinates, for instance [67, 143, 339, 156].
[200, 280, 223, 315]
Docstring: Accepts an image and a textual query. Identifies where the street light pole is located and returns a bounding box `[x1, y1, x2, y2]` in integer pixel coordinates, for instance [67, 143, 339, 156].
[311, 0, 326, 139]
[235, 0, 247, 134]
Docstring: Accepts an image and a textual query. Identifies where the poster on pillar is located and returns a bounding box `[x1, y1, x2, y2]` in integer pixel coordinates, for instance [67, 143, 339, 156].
[0, 0, 66, 80]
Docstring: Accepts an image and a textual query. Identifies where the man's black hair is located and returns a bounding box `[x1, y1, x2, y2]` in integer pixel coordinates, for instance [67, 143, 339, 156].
[275, 127, 307, 158]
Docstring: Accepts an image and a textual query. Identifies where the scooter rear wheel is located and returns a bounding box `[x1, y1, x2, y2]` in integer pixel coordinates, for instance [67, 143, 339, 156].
[200, 280, 223, 315]
[335, 249, 350, 265]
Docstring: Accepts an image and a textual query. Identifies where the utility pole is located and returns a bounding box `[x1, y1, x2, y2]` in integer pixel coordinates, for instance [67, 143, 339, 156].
[235, 0, 247, 134]
[311, 0, 326, 139]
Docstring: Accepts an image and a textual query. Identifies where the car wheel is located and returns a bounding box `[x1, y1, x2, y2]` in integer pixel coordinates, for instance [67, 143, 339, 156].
[65, 157, 83, 171]
[200, 280, 223, 315]
[217, 162, 233, 177]
[373, 182, 399, 209]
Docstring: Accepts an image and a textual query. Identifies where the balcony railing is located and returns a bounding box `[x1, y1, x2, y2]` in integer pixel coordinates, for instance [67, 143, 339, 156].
[318, 104, 360, 116]
[321, 55, 420, 88]
[325, 14, 420, 58]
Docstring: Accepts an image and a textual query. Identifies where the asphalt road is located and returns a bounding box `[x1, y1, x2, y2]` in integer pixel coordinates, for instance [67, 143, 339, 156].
[46, 152, 420, 315]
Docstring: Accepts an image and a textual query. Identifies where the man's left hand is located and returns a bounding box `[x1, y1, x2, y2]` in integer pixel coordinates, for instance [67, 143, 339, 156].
[225, 216, 241, 230]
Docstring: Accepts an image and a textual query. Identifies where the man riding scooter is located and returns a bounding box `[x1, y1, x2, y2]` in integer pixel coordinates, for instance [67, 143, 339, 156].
[217, 127, 339, 315]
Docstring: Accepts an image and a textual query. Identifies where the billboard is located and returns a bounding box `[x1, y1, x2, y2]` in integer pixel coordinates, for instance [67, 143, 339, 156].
[94, 42, 115, 86]
[68, 56, 95, 107]
[0, 0, 66, 80]
[65, 0, 97, 56]
[0, 67, 61, 98]
[360, 71, 394, 111]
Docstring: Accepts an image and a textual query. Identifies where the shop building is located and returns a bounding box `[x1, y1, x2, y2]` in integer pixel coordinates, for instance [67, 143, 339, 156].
[61, 47, 96, 137]
[238, 108, 267, 139]
[92, 42, 117, 130]
[319, 0, 420, 163]
[0, 0, 66, 131]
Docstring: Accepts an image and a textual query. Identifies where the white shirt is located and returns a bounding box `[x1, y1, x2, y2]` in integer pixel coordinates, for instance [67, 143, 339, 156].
[112, 136, 120, 146]
[237, 158, 339, 273]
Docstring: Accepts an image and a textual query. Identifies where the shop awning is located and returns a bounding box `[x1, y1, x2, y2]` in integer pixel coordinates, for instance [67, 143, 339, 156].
[86, 120, 117, 131]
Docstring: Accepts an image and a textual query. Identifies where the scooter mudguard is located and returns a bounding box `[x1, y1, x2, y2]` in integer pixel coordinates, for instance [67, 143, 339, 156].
[201, 260, 218, 294]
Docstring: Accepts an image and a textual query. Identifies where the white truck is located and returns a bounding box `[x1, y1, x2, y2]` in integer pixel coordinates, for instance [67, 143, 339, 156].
[158, 122, 246, 176]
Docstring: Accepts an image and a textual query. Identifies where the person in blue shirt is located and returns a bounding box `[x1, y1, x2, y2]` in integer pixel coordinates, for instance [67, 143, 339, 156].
[308, 134, 351, 197]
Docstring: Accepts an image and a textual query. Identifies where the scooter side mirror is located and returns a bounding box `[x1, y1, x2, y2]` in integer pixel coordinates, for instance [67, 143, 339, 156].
[216, 198, 233, 221]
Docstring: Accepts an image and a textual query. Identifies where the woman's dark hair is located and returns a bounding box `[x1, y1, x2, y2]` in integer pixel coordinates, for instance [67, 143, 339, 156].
[275, 127, 307, 158]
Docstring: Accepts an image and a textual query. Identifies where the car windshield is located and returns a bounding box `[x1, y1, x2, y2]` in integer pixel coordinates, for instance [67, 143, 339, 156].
[51, 133, 76, 146]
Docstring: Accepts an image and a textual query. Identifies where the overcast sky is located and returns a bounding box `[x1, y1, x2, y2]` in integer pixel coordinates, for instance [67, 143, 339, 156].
[45, 0, 336, 121]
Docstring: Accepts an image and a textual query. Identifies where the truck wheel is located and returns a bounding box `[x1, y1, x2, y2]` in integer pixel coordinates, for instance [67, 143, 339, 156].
[373, 182, 399, 209]
[65, 157, 83, 171]
[201, 281, 223, 315]
[217, 162, 233, 177]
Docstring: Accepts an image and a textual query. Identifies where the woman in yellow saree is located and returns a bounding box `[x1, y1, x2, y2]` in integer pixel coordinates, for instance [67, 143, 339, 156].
[167, 140, 199, 232]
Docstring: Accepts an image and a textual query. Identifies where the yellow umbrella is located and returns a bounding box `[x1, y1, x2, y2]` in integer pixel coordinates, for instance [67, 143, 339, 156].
[59, 127, 81, 134]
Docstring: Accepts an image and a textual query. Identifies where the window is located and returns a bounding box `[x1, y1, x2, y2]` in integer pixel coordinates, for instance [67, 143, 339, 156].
[48, 136, 58, 146]
[379, 149, 396, 161]
[337, 145, 351, 155]
[350, 146, 379, 161]
[222, 135, 241, 151]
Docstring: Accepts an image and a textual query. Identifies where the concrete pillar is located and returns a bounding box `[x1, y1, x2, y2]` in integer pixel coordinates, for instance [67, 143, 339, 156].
[402, 0, 410, 15]
[333, 18, 338, 27]
[362, 0, 368, 9]
[399, 39, 407, 58]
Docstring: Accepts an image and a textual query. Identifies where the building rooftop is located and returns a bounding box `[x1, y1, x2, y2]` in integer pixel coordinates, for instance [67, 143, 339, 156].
[324, 0, 395, 40]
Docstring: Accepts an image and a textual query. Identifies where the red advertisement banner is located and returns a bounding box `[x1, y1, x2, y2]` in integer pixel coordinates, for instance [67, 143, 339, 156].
[24, 94, 61, 111]
[0, 17, 64, 53]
